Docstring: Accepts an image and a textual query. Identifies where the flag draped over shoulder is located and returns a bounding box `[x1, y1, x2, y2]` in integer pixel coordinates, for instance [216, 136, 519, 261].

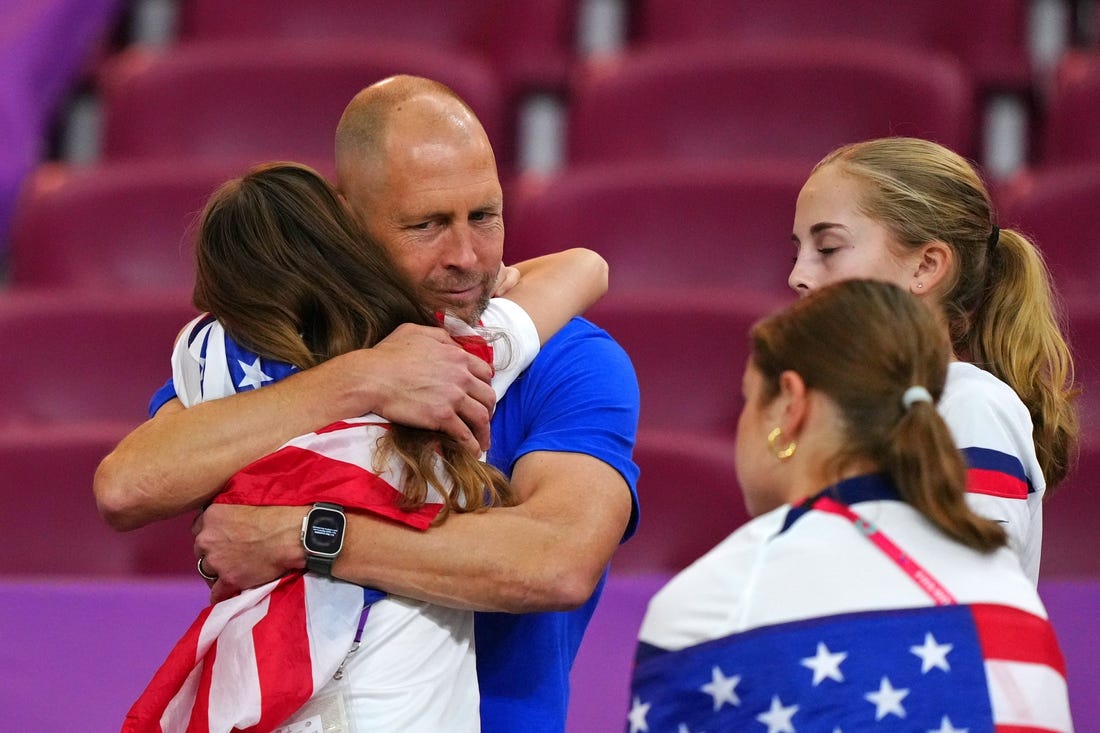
[629, 603, 1072, 733]
[124, 316, 474, 733]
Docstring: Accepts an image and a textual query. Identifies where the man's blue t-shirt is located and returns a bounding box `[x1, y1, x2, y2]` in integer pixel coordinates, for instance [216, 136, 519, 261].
[480, 317, 640, 732]
[147, 316, 641, 732]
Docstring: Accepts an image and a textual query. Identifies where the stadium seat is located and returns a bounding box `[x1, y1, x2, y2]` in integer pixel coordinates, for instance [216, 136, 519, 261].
[611, 429, 746, 575]
[507, 160, 808, 296]
[566, 39, 977, 167]
[1043, 436, 1100, 577]
[96, 40, 507, 172]
[1061, 306, 1100, 434]
[0, 290, 196, 429]
[629, 0, 1033, 94]
[0, 423, 195, 576]
[1037, 51, 1100, 168]
[175, 0, 575, 95]
[586, 289, 786, 437]
[998, 162, 1100, 308]
[8, 160, 240, 291]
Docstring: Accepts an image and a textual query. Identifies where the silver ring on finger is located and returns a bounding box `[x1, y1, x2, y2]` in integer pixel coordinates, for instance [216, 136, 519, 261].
[197, 555, 218, 582]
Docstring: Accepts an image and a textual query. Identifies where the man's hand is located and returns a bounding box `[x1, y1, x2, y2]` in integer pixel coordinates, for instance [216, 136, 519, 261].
[193, 504, 305, 603]
[367, 323, 496, 454]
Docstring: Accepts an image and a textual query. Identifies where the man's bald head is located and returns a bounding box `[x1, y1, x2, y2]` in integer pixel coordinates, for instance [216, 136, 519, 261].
[334, 75, 492, 200]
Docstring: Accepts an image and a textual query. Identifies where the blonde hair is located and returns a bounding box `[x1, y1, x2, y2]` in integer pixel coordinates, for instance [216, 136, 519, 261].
[195, 162, 513, 519]
[752, 279, 1006, 551]
[816, 137, 1079, 491]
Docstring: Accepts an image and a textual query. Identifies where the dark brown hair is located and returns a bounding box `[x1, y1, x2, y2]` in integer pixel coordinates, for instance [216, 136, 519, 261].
[194, 161, 512, 518]
[751, 279, 1006, 551]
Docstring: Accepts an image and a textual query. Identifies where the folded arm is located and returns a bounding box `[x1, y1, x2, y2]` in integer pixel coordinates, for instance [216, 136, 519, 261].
[95, 324, 496, 530]
[196, 449, 634, 610]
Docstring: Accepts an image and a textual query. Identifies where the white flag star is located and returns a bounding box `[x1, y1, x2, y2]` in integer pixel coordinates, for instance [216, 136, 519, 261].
[700, 665, 741, 710]
[928, 716, 968, 733]
[755, 695, 798, 733]
[865, 677, 909, 720]
[627, 696, 650, 733]
[910, 632, 953, 673]
[800, 642, 847, 685]
[237, 356, 273, 390]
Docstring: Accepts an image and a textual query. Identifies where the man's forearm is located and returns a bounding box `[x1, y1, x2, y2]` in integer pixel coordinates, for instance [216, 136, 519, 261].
[95, 355, 376, 530]
[332, 452, 634, 612]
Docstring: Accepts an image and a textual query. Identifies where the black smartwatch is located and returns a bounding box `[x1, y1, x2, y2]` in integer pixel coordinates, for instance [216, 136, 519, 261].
[300, 502, 346, 576]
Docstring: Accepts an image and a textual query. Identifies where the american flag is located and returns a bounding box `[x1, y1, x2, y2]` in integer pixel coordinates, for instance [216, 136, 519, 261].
[123, 418, 446, 733]
[629, 603, 1072, 733]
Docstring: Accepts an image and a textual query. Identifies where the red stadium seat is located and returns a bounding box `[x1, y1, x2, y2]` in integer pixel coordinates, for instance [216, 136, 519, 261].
[1043, 436, 1100, 577]
[587, 289, 785, 437]
[96, 40, 507, 171]
[8, 160, 240, 291]
[630, 0, 1033, 94]
[0, 290, 196, 429]
[998, 163, 1100, 308]
[508, 160, 808, 297]
[1037, 52, 1100, 168]
[566, 40, 977, 167]
[611, 429, 747, 575]
[0, 423, 195, 576]
[175, 0, 575, 98]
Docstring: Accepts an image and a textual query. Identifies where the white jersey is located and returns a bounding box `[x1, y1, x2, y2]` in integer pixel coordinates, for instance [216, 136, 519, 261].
[939, 361, 1045, 583]
[153, 298, 539, 733]
[632, 475, 1072, 733]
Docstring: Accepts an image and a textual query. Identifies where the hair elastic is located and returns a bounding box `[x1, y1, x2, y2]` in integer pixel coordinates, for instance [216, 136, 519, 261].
[902, 385, 933, 410]
[987, 225, 1000, 251]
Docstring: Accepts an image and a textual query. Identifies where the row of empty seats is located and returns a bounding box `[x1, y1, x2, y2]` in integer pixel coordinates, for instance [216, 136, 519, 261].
[15, 156, 1100, 302]
[83, 36, 1100, 173]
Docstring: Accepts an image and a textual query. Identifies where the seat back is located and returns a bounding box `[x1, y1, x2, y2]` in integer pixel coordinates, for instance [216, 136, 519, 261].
[631, 0, 1032, 91]
[588, 290, 784, 436]
[0, 291, 196, 428]
[999, 164, 1100, 308]
[508, 160, 807, 297]
[567, 40, 977, 167]
[97, 41, 506, 170]
[0, 424, 195, 576]
[8, 160, 238, 291]
[611, 430, 746, 575]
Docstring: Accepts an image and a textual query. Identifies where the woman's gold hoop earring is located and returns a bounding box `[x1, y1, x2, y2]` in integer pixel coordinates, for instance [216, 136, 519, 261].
[767, 427, 796, 460]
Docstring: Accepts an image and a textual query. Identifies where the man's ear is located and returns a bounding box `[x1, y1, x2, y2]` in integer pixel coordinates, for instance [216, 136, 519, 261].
[910, 241, 953, 296]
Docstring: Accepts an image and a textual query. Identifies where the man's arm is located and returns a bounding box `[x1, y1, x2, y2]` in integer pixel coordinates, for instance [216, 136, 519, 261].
[95, 323, 496, 531]
[196, 450, 634, 610]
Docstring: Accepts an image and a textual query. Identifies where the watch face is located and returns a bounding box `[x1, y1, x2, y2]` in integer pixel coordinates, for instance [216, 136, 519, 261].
[305, 508, 345, 556]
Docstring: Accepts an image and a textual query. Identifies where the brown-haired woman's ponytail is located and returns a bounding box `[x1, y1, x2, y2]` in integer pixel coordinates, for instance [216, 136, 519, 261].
[882, 388, 1007, 552]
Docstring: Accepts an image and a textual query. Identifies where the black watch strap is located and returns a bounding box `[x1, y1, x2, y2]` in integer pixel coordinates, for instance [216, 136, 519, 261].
[305, 553, 336, 576]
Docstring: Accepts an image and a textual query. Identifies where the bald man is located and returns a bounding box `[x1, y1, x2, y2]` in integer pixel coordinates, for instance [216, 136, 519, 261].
[95, 76, 640, 731]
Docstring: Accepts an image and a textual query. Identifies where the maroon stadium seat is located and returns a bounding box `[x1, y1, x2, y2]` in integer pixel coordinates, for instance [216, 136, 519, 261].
[587, 289, 785, 437]
[566, 39, 977, 168]
[630, 0, 1033, 94]
[0, 423, 195, 576]
[8, 160, 240, 291]
[1043, 436, 1100, 577]
[999, 163, 1100, 309]
[0, 290, 196, 429]
[611, 429, 747, 575]
[96, 40, 506, 171]
[1037, 52, 1100, 168]
[508, 159, 808, 297]
[176, 0, 575, 98]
